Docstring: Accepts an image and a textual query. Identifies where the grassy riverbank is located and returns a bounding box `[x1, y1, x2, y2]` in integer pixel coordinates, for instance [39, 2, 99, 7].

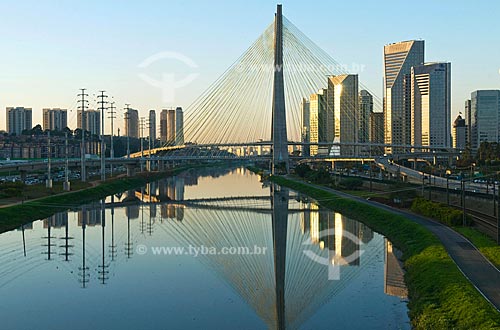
[266, 174, 500, 329]
[0, 170, 176, 233]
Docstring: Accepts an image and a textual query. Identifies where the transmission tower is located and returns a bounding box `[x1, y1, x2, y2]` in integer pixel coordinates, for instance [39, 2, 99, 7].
[77, 88, 89, 182]
[108, 101, 116, 177]
[97, 91, 108, 181]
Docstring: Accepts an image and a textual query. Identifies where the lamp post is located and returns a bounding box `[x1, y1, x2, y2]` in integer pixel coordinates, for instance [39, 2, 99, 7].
[428, 167, 432, 201]
[461, 179, 467, 226]
[446, 169, 452, 205]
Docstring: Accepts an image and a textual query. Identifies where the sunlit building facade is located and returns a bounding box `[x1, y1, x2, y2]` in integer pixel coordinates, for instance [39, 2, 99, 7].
[411, 62, 451, 149]
[384, 40, 424, 153]
[328, 74, 358, 156]
[43, 108, 67, 131]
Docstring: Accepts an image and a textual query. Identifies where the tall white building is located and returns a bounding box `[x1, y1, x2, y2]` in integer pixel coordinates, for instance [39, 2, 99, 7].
[78, 109, 101, 136]
[411, 62, 451, 149]
[384, 40, 424, 153]
[470, 90, 500, 150]
[329, 74, 358, 156]
[43, 108, 67, 131]
[6, 107, 32, 135]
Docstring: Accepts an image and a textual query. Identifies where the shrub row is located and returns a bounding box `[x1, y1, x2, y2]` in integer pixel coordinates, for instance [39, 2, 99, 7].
[411, 197, 472, 226]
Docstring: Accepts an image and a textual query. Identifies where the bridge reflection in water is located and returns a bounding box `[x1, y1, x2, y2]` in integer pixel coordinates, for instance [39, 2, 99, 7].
[1, 168, 408, 329]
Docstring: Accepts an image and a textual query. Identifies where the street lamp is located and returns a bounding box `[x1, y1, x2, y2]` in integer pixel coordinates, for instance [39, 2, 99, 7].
[445, 169, 452, 205]
[470, 163, 476, 180]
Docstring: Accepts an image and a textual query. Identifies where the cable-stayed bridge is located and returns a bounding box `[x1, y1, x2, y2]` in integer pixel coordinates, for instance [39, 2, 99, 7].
[125, 4, 459, 172]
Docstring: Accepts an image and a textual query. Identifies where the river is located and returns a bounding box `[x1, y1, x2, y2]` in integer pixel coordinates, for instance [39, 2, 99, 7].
[0, 167, 409, 330]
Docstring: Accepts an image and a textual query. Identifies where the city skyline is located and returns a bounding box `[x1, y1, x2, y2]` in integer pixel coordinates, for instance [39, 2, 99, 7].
[1, 0, 499, 132]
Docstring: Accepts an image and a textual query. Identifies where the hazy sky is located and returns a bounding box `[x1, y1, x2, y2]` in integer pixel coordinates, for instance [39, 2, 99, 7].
[1, 0, 499, 133]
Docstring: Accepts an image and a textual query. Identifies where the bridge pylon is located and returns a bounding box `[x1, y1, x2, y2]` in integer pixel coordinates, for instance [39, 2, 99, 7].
[271, 4, 289, 174]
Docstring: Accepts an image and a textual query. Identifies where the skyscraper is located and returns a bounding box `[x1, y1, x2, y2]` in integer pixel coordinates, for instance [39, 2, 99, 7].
[77, 109, 101, 136]
[453, 114, 466, 149]
[309, 89, 326, 156]
[384, 40, 424, 153]
[6, 107, 32, 135]
[167, 109, 175, 144]
[411, 62, 451, 149]
[370, 111, 384, 155]
[125, 108, 139, 138]
[149, 109, 156, 143]
[43, 108, 67, 131]
[301, 98, 310, 157]
[470, 90, 500, 150]
[464, 99, 472, 148]
[175, 107, 184, 145]
[358, 90, 373, 145]
[328, 74, 358, 156]
[160, 109, 168, 143]
[160, 108, 184, 146]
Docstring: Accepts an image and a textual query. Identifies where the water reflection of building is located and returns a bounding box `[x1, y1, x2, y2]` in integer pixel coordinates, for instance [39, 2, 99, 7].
[126, 205, 139, 220]
[384, 239, 408, 298]
[301, 202, 373, 267]
[158, 176, 185, 221]
[78, 207, 102, 226]
[43, 212, 69, 228]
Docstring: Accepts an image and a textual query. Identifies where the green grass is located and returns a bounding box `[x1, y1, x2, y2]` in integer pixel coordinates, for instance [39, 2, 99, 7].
[454, 227, 500, 268]
[270, 175, 500, 330]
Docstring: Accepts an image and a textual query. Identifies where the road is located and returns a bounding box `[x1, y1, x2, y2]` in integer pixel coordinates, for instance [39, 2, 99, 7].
[375, 156, 498, 195]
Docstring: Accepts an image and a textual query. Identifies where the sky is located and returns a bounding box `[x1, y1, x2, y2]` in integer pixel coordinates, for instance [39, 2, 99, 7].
[1, 0, 499, 133]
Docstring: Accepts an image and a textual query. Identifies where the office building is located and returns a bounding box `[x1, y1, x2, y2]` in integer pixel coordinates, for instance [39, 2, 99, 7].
[384, 40, 425, 153]
[309, 89, 326, 156]
[464, 99, 472, 147]
[125, 108, 139, 138]
[411, 62, 451, 149]
[452, 114, 466, 149]
[328, 74, 358, 156]
[149, 109, 156, 143]
[358, 90, 373, 144]
[6, 107, 32, 135]
[301, 98, 310, 157]
[43, 108, 67, 131]
[470, 90, 500, 150]
[370, 111, 384, 154]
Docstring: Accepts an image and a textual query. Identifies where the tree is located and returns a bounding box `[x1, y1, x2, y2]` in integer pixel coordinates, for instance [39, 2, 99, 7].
[294, 163, 312, 177]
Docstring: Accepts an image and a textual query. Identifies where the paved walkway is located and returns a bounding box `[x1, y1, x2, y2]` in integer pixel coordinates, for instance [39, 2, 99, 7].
[292, 178, 500, 311]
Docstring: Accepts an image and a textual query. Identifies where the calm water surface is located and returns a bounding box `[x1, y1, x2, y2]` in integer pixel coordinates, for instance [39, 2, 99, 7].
[0, 167, 409, 330]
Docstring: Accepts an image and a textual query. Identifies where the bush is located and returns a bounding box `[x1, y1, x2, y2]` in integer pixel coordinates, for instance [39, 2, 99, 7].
[294, 163, 312, 178]
[305, 168, 331, 184]
[339, 178, 363, 190]
[411, 198, 472, 226]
